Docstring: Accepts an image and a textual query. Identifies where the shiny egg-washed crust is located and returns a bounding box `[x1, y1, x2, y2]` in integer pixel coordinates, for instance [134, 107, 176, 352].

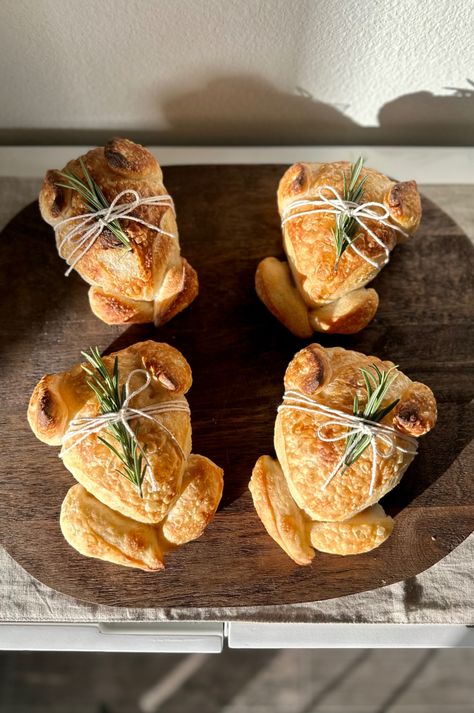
[28, 340, 193, 524]
[249, 344, 436, 562]
[249, 457, 394, 563]
[39, 137, 198, 326]
[256, 161, 421, 336]
[60, 455, 223, 572]
[162, 454, 224, 545]
[28, 341, 223, 571]
[60, 484, 165, 572]
[310, 504, 394, 556]
[249, 455, 314, 565]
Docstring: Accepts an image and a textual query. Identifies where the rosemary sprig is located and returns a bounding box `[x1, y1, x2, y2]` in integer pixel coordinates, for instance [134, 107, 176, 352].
[55, 158, 131, 250]
[343, 363, 400, 470]
[81, 347, 147, 498]
[332, 156, 367, 272]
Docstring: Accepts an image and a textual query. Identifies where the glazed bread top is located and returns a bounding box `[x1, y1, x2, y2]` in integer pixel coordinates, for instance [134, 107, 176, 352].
[28, 341, 193, 524]
[275, 344, 436, 522]
[39, 138, 180, 302]
[278, 161, 422, 306]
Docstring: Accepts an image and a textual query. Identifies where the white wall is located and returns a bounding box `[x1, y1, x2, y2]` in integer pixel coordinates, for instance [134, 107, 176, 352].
[0, 0, 472, 145]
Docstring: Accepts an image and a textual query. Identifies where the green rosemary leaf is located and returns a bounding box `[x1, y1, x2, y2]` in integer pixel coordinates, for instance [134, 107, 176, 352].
[113, 355, 119, 384]
[342, 363, 401, 470]
[56, 161, 131, 251]
[85, 379, 109, 403]
[82, 348, 147, 497]
[353, 392, 359, 415]
[346, 433, 372, 465]
[80, 158, 95, 194]
[98, 435, 127, 465]
[348, 156, 363, 191]
[372, 364, 383, 382]
[332, 156, 367, 272]
[372, 398, 400, 423]
[361, 369, 374, 400]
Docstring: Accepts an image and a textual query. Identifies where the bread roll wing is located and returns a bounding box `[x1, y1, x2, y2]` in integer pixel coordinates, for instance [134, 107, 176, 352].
[249, 456, 314, 566]
[60, 484, 164, 572]
[162, 454, 223, 545]
[310, 504, 394, 555]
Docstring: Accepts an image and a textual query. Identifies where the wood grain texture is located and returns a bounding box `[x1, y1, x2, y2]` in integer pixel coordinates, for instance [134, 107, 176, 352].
[0, 165, 472, 608]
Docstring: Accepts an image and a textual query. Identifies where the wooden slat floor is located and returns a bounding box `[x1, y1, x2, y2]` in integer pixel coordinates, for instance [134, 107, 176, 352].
[1, 649, 473, 713]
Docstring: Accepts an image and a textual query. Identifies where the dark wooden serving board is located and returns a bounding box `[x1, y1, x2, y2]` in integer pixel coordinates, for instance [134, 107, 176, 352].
[0, 165, 473, 608]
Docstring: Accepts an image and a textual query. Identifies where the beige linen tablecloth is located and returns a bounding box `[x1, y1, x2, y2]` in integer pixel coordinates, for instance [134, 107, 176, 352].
[1, 177, 472, 624]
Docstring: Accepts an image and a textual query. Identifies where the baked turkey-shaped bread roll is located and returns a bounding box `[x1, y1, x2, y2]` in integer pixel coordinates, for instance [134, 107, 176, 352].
[249, 345, 436, 563]
[28, 341, 223, 571]
[256, 160, 421, 336]
[39, 137, 198, 326]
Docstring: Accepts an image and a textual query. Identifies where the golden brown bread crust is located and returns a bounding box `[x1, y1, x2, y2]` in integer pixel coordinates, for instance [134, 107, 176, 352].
[249, 344, 436, 563]
[88, 287, 155, 324]
[256, 160, 421, 335]
[283, 343, 330, 396]
[39, 138, 198, 326]
[385, 180, 420, 231]
[277, 345, 436, 522]
[28, 341, 223, 571]
[249, 457, 394, 562]
[60, 484, 165, 572]
[27, 373, 71, 446]
[154, 258, 199, 326]
[310, 504, 394, 556]
[249, 456, 314, 565]
[103, 137, 158, 177]
[88, 258, 199, 326]
[392, 382, 437, 436]
[162, 454, 224, 545]
[309, 287, 379, 334]
[28, 366, 93, 446]
[255, 257, 312, 338]
[28, 341, 193, 524]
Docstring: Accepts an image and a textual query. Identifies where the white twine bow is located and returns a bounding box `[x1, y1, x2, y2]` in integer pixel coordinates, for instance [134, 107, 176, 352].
[61, 368, 190, 492]
[281, 184, 408, 269]
[278, 390, 418, 496]
[55, 189, 176, 276]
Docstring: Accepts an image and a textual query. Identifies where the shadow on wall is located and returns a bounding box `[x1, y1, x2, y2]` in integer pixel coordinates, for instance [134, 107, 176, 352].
[378, 80, 474, 145]
[161, 75, 474, 145]
[160, 76, 360, 145]
[1, 75, 473, 146]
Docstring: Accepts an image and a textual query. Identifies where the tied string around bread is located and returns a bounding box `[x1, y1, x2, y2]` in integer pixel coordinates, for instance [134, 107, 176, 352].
[278, 390, 418, 496]
[281, 185, 408, 269]
[55, 190, 176, 276]
[61, 369, 190, 492]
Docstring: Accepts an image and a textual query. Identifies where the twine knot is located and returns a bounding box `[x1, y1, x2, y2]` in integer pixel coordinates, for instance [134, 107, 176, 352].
[61, 368, 190, 492]
[55, 189, 176, 276]
[278, 390, 417, 496]
[281, 184, 408, 269]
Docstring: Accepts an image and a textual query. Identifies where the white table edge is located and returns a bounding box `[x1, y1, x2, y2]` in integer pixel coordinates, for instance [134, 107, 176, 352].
[0, 145, 473, 184]
[0, 622, 224, 653]
[226, 622, 474, 649]
[0, 622, 472, 652]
